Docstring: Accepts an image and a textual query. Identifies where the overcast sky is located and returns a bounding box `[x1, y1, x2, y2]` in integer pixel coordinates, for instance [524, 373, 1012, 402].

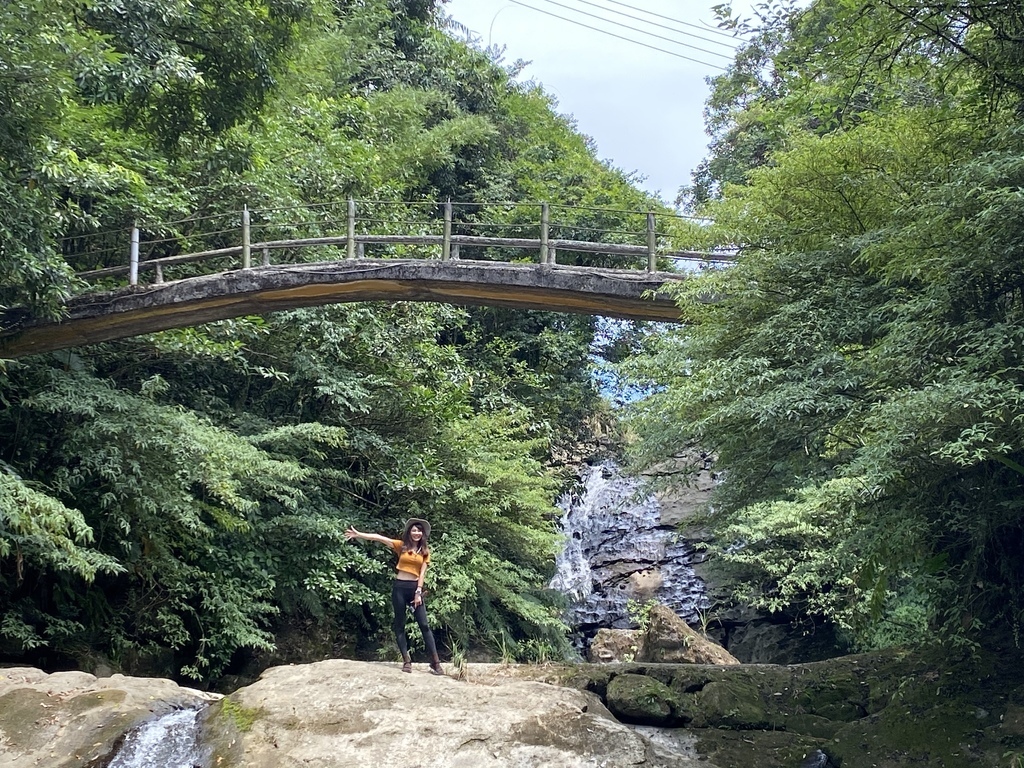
[443, 0, 745, 204]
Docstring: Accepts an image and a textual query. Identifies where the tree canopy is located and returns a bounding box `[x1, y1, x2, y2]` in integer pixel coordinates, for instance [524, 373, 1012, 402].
[0, 0, 673, 680]
[626, 0, 1024, 651]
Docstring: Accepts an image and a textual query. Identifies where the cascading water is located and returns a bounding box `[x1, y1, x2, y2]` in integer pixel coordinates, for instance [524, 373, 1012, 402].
[551, 459, 708, 642]
[107, 706, 208, 768]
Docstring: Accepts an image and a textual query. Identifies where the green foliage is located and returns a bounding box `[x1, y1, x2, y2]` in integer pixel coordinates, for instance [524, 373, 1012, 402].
[0, 0, 678, 683]
[0, 466, 120, 581]
[626, 598, 657, 632]
[0, 365, 319, 677]
[624, 0, 1024, 651]
[79, 0, 315, 146]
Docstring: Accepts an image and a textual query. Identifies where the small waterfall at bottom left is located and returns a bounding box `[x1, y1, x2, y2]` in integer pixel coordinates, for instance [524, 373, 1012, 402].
[107, 706, 209, 768]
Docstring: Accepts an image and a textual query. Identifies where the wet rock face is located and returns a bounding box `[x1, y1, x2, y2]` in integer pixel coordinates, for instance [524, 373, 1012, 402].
[0, 667, 219, 768]
[550, 460, 709, 641]
[551, 457, 845, 664]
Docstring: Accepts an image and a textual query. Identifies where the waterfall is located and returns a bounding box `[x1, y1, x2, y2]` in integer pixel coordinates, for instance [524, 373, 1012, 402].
[107, 706, 208, 768]
[551, 459, 708, 638]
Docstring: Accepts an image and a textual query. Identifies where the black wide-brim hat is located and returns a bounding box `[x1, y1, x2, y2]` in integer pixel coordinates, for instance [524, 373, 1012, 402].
[403, 518, 431, 539]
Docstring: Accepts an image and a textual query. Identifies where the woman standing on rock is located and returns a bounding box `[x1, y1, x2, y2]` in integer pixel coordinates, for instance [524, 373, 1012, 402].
[345, 519, 444, 675]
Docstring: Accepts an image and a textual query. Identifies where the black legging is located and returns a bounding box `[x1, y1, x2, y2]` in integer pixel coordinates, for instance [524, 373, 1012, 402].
[391, 579, 438, 659]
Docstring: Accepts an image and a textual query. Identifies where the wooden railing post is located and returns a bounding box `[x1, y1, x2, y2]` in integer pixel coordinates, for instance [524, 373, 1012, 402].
[129, 224, 139, 286]
[540, 202, 549, 264]
[647, 212, 657, 272]
[442, 200, 452, 261]
[262, 247, 270, 267]
[347, 199, 356, 260]
[242, 205, 251, 269]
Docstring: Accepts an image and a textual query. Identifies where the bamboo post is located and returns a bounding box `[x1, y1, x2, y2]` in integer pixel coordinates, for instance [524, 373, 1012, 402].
[442, 200, 452, 261]
[347, 199, 356, 260]
[540, 202, 549, 264]
[129, 224, 139, 286]
[646, 212, 657, 272]
[451, 243, 460, 260]
[262, 247, 270, 267]
[241, 205, 251, 269]
[548, 245, 557, 265]
[154, 264, 164, 284]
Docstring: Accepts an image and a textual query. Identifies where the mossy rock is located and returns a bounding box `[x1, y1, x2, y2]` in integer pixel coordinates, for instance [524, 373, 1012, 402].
[605, 673, 683, 726]
[692, 728, 820, 767]
[830, 700, 1003, 767]
[783, 712, 841, 740]
[617, 662, 676, 688]
[790, 650, 918, 718]
[691, 676, 779, 730]
[563, 664, 614, 698]
[791, 674, 866, 721]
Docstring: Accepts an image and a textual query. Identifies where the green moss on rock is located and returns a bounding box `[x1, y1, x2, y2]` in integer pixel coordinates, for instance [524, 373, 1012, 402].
[605, 673, 682, 726]
[217, 696, 261, 732]
[692, 676, 777, 730]
[783, 712, 840, 739]
[692, 728, 819, 766]
[201, 695, 264, 768]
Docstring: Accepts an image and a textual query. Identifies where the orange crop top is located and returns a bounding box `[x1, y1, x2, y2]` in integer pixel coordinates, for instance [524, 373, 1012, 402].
[389, 539, 430, 578]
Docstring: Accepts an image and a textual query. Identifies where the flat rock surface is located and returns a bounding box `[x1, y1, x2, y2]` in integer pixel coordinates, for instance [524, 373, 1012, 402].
[212, 660, 707, 768]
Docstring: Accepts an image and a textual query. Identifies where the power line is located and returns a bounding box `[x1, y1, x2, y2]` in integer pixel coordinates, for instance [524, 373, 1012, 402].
[507, 0, 730, 69]
[558, 0, 740, 49]
[599, 0, 743, 42]
[522, 0, 735, 60]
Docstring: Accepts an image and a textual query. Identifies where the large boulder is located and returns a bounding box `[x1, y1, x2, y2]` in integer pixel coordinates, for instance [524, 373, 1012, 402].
[588, 628, 644, 663]
[205, 660, 705, 767]
[605, 672, 686, 726]
[0, 666, 219, 768]
[642, 605, 740, 665]
[691, 676, 773, 729]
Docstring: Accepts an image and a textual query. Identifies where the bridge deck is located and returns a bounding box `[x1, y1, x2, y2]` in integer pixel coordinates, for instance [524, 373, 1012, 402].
[0, 259, 685, 359]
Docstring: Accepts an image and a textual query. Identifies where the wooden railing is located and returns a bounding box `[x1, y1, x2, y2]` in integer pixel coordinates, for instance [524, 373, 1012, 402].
[69, 199, 730, 286]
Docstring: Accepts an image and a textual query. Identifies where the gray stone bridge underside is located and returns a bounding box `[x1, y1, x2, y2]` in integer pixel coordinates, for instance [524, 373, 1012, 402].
[0, 259, 685, 359]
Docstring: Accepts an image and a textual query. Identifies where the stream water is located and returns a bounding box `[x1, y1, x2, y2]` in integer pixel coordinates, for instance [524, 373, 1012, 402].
[106, 706, 208, 768]
[551, 459, 708, 642]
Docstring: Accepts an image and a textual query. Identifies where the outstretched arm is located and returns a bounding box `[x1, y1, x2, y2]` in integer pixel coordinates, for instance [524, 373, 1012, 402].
[345, 526, 394, 546]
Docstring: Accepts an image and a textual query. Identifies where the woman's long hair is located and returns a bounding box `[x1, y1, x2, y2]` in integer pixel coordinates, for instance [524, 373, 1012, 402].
[401, 520, 430, 555]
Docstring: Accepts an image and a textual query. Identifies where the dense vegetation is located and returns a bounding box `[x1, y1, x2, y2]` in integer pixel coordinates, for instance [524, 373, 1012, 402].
[0, 0, 677, 681]
[625, 0, 1024, 652]
[13, 0, 1017, 684]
